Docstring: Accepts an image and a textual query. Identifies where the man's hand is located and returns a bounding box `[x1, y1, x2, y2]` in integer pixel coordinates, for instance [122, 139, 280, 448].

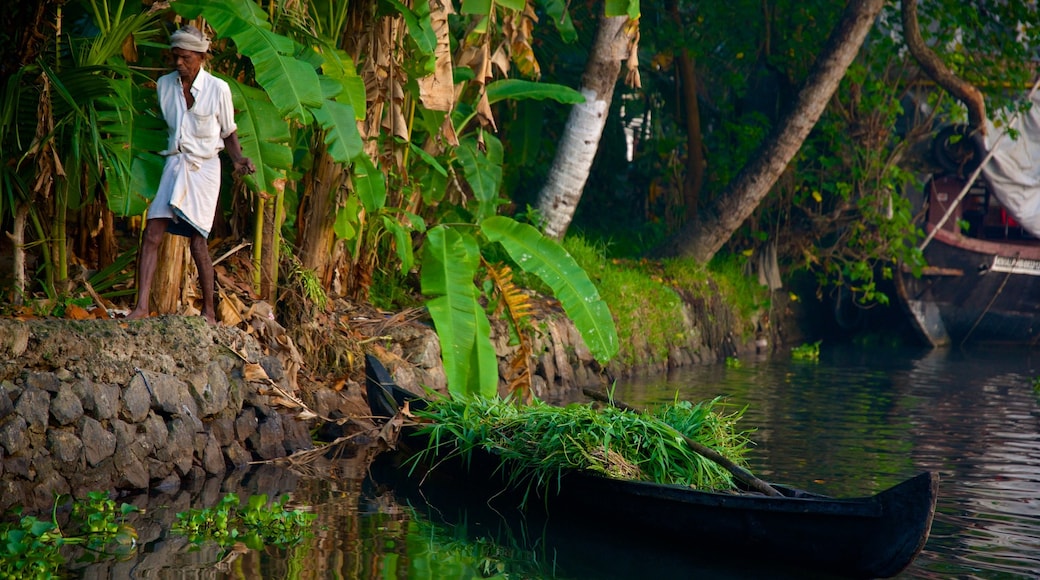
[232, 157, 256, 177]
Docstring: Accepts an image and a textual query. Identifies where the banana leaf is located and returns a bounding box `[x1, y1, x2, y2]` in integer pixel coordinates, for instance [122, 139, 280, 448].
[422, 225, 498, 399]
[481, 216, 618, 364]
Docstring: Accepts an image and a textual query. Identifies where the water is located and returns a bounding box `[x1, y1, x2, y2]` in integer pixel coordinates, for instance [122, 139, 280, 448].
[58, 344, 1040, 578]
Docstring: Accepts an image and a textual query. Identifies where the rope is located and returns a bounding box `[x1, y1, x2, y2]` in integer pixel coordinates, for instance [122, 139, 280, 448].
[919, 76, 1040, 252]
[960, 253, 1017, 347]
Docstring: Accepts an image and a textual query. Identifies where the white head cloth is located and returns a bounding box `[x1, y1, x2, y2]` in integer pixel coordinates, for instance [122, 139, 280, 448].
[170, 25, 210, 53]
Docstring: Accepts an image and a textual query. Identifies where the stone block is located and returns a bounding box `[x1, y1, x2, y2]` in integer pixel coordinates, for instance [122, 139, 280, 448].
[202, 436, 225, 475]
[15, 387, 50, 433]
[0, 415, 27, 455]
[81, 416, 116, 467]
[190, 362, 231, 417]
[0, 383, 14, 421]
[51, 385, 84, 426]
[47, 428, 83, 465]
[122, 374, 151, 423]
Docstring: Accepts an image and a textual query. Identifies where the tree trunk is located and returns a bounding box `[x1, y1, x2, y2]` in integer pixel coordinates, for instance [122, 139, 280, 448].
[153, 236, 189, 314]
[669, 0, 705, 217]
[10, 204, 28, 306]
[536, 14, 634, 240]
[297, 142, 348, 288]
[657, 0, 885, 262]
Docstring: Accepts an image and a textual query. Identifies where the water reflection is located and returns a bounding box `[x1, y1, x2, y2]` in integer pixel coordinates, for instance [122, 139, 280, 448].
[50, 345, 1040, 578]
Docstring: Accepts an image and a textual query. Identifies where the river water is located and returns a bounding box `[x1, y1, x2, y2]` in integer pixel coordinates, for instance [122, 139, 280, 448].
[65, 343, 1040, 578]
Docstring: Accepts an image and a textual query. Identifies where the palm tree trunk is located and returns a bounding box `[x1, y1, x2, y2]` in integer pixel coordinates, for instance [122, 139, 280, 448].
[536, 14, 634, 240]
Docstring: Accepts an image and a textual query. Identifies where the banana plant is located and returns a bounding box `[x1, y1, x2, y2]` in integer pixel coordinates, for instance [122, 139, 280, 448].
[423, 216, 619, 399]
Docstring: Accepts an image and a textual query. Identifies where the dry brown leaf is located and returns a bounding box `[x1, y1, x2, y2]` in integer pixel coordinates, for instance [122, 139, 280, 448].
[243, 362, 270, 382]
[270, 395, 301, 409]
[218, 291, 244, 326]
[418, 0, 456, 112]
[66, 304, 91, 320]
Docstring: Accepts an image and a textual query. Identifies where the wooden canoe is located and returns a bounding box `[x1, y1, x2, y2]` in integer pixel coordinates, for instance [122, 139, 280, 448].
[365, 355, 938, 579]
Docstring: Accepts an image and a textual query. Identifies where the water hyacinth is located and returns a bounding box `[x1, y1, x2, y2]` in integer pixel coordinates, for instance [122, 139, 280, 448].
[409, 395, 754, 501]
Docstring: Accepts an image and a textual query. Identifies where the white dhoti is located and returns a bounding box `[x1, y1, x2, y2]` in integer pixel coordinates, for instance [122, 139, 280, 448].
[149, 152, 221, 239]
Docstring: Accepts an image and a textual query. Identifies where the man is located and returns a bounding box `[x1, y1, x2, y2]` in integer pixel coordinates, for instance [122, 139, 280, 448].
[127, 25, 255, 324]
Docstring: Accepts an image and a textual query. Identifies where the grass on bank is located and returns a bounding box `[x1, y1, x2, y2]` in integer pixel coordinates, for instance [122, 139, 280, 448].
[561, 237, 771, 367]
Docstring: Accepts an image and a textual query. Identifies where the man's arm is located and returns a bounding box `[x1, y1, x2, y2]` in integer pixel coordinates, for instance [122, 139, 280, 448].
[223, 132, 256, 176]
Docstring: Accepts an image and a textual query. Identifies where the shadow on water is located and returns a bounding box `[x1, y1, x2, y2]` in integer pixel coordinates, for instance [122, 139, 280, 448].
[45, 344, 1040, 578]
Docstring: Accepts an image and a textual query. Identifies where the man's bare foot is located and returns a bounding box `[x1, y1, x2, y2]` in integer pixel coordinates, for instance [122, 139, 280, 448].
[202, 312, 217, 326]
[125, 308, 149, 320]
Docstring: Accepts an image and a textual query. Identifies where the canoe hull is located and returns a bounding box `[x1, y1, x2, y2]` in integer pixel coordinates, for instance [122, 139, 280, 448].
[365, 355, 938, 578]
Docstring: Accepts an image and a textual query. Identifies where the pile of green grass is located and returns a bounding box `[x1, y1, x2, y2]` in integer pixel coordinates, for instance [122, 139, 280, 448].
[410, 395, 754, 503]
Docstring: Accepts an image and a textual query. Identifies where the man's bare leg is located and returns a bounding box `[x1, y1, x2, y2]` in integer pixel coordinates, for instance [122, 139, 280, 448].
[126, 219, 170, 320]
[189, 233, 217, 325]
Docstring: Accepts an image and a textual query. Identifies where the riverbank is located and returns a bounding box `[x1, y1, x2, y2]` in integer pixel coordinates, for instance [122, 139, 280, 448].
[0, 264, 809, 511]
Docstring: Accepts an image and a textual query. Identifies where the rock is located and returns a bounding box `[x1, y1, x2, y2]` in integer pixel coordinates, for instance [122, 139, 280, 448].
[50, 384, 84, 426]
[47, 428, 83, 465]
[141, 412, 168, 455]
[0, 415, 27, 455]
[31, 470, 69, 510]
[15, 387, 49, 433]
[223, 441, 251, 468]
[113, 447, 149, 489]
[0, 383, 14, 421]
[81, 417, 117, 467]
[73, 379, 120, 420]
[158, 418, 194, 476]
[201, 437, 225, 475]
[138, 370, 200, 420]
[282, 415, 313, 454]
[122, 373, 151, 423]
[190, 362, 231, 417]
[25, 372, 61, 394]
[209, 417, 235, 446]
[250, 414, 285, 460]
[234, 407, 258, 442]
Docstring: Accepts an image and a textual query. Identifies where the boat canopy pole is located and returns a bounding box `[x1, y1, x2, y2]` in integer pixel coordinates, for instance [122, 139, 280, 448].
[919, 76, 1040, 252]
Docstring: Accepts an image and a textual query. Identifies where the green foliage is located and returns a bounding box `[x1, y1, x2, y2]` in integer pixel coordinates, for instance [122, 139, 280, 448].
[172, 493, 316, 551]
[560, 236, 683, 366]
[412, 394, 752, 505]
[482, 217, 619, 363]
[0, 492, 141, 578]
[420, 216, 620, 399]
[0, 514, 64, 579]
[725, 356, 742, 368]
[791, 341, 821, 361]
[421, 225, 498, 399]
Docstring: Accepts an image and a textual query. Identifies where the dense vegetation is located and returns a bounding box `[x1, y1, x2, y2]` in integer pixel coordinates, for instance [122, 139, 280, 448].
[3, 1, 1040, 391]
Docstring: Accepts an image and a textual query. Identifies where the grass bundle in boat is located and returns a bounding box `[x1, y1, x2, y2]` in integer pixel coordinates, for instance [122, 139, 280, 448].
[409, 395, 754, 501]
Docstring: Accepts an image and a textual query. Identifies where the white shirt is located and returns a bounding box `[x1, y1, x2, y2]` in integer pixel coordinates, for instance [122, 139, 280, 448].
[157, 68, 237, 163]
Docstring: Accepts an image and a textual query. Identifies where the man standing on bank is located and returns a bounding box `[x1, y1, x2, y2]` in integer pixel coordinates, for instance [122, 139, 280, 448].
[127, 25, 255, 324]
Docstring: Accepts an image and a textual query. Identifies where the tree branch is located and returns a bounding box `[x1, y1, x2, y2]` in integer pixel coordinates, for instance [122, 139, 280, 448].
[901, 0, 986, 133]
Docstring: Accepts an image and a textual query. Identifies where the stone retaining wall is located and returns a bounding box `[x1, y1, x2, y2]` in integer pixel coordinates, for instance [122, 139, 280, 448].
[0, 317, 353, 512]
